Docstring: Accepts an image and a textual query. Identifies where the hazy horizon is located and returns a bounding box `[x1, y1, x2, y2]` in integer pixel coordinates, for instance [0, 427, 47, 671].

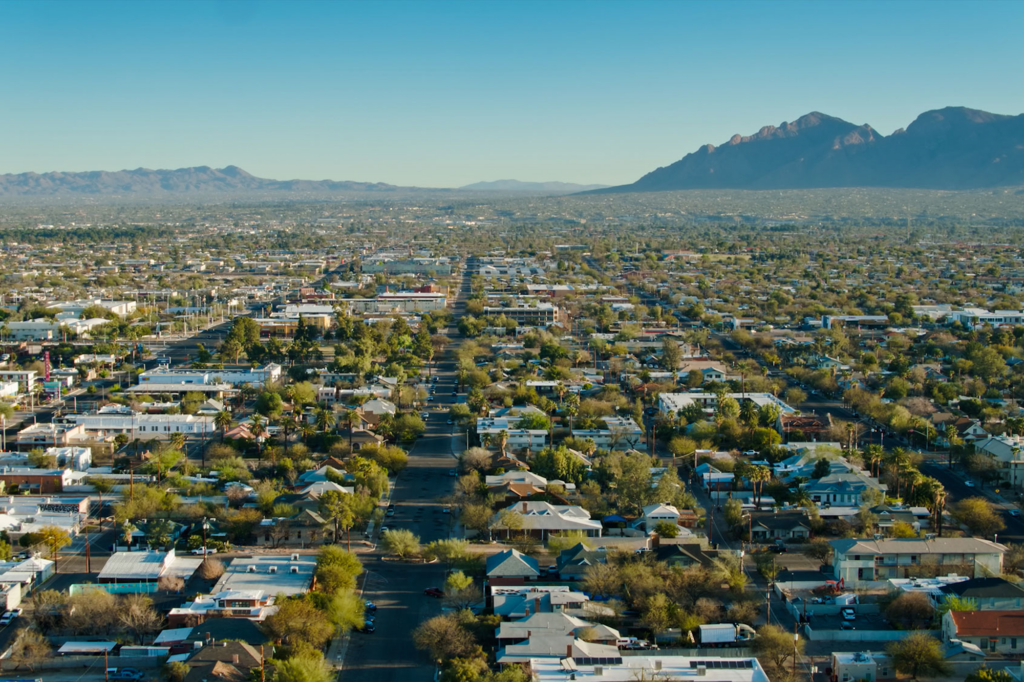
[1, 0, 1022, 187]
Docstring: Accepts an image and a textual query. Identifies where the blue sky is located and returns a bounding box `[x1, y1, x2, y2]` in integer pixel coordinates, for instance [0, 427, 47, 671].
[0, 0, 1022, 187]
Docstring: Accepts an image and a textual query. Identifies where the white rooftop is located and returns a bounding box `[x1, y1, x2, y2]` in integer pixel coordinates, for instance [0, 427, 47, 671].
[530, 655, 770, 682]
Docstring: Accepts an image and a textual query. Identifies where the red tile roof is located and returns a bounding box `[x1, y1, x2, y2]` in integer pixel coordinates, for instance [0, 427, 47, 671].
[951, 611, 1024, 637]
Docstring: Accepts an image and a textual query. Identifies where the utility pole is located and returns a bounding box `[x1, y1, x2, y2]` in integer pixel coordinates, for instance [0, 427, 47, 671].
[793, 623, 799, 677]
[85, 522, 91, 573]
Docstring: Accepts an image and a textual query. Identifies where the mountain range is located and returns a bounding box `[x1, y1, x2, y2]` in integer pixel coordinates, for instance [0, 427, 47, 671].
[0, 165, 411, 197]
[459, 180, 608, 193]
[0, 167, 604, 198]
[592, 107, 1024, 193]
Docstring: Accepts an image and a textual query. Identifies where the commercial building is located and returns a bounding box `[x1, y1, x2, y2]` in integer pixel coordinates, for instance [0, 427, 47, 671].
[67, 413, 216, 439]
[138, 363, 282, 387]
[482, 303, 563, 326]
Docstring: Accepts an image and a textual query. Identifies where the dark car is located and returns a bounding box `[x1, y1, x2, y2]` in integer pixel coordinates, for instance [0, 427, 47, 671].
[771, 543, 787, 553]
[424, 587, 444, 598]
[357, 620, 376, 633]
[364, 600, 377, 612]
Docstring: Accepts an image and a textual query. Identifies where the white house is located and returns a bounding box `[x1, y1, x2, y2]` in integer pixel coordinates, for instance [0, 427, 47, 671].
[642, 503, 681, 530]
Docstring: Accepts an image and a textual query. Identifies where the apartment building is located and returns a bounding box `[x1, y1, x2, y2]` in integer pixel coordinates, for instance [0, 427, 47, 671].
[831, 538, 1005, 587]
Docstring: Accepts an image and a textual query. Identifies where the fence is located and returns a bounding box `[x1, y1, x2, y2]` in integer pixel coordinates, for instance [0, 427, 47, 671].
[805, 625, 940, 642]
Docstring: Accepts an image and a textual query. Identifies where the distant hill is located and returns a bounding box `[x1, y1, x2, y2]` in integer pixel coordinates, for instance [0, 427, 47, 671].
[591, 107, 1024, 193]
[0, 165, 420, 197]
[459, 179, 609, 194]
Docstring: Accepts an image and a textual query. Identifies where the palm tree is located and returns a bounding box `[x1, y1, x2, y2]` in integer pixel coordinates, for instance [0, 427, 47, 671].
[250, 415, 267, 454]
[169, 432, 186, 454]
[885, 447, 912, 500]
[344, 409, 361, 450]
[121, 521, 137, 550]
[864, 444, 885, 478]
[315, 407, 336, 437]
[214, 410, 233, 442]
[565, 393, 579, 436]
[497, 430, 509, 459]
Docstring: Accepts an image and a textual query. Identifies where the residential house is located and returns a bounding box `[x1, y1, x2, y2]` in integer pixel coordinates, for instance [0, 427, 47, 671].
[182, 641, 266, 682]
[831, 538, 1005, 587]
[495, 612, 620, 664]
[942, 610, 1024, 655]
[491, 586, 590, 619]
[359, 398, 396, 425]
[495, 501, 602, 540]
[939, 577, 1024, 611]
[555, 543, 608, 581]
[749, 510, 812, 542]
[642, 503, 680, 531]
[486, 548, 540, 582]
[652, 544, 721, 569]
[802, 472, 887, 507]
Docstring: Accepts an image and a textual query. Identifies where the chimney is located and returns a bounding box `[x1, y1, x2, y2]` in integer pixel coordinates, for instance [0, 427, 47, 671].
[522, 502, 528, 513]
[232, 654, 239, 664]
[534, 597, 541, 613]
[566, 644, 573, 658]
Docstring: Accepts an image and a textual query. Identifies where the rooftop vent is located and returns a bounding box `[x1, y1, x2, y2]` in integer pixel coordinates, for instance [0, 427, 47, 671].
[290, 566, 299, 574]
[291, 553, 299, 561]
[268, 566, 278, 574]
[697, 665, 707, 676]
[247, 565, 256, 573]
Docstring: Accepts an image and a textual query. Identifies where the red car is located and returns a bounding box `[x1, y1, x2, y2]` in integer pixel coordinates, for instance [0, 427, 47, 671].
[424, 587, 444, 598]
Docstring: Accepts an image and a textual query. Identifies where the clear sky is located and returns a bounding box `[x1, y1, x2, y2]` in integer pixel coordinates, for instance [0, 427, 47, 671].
[1, 0, 1022, 187]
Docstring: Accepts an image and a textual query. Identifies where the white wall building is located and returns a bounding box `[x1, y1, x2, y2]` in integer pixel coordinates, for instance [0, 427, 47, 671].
[138, 363, 282, 387]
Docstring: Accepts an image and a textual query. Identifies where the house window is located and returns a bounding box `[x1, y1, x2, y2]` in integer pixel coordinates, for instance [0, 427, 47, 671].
[1012, 639, 1017, 649]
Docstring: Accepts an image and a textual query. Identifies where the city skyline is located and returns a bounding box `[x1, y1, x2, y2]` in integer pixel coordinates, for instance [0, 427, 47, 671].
[1, 0, 1022, 187]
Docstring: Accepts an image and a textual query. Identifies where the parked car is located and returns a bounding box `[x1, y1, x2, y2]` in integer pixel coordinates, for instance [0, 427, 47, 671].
[357, 620, 376, 633]
[191, 547, 217, 555]
[364, 601, 377, 612]
[442, 507, 450, 514]
[424, 587, 444, 598]
[841, 607, 856, 621]
[1012, 509, 1021, 517]
[840, 622, 855, 630]
[108, 670, 144, 680]
[447, 419, 454, 425]
[421, 413, 429, 420]
[385, 508, 395, 517]
[449, 469, 457, 477]
[0, 609, 21, 625]
[966, 481, 976, 488]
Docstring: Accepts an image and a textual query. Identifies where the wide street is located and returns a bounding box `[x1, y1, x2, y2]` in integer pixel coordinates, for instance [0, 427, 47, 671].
[341, 264, 471, 682]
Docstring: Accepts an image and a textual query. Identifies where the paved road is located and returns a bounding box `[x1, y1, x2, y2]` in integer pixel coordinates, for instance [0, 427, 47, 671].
[341, 266, 469, 682]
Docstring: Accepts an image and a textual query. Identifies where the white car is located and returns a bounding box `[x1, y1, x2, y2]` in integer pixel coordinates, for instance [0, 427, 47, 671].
[966, 481, 976, 488]
[191, 547, 217, 555]
[420, 413, 429, 420]
[0, 608, 21, 625]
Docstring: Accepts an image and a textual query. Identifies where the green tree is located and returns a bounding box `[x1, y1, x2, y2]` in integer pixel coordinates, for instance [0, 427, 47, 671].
[951, 497, 1005, 536]
[753, 624, 805, 675]
[653, 521, 679, 538]
[423, 538, 470, 571]
[381, 528, 420, 558]
[887, 633, 951, 680]
[413, 613, 476, 662]
[273, 651, 334, 682]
